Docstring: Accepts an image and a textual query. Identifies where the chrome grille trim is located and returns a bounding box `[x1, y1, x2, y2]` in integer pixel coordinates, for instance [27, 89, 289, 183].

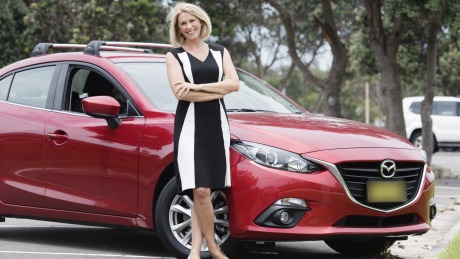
[303, 156, 427, 213]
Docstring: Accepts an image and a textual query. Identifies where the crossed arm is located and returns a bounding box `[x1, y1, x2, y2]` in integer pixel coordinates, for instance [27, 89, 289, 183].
[166, 48, 239, 102]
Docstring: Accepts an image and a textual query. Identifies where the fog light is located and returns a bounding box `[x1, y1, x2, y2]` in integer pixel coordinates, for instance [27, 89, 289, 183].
[272, 209, 294, 225]
[280, 210, 290, 224]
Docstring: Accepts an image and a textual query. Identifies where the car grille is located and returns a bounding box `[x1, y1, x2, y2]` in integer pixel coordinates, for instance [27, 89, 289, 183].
[336, 161, 425, 210]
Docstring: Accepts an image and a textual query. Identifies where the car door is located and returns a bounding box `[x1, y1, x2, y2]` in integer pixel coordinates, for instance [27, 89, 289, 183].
[432, 101, 460, 142]
[0, 65, 59, 207]
[44, 64, 144, 217]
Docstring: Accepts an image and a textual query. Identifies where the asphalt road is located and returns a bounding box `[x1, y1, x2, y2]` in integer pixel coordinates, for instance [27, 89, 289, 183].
[0, 153, 458, 259]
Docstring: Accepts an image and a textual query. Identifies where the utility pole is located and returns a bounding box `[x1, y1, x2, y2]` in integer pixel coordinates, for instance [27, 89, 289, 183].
[365, 82, 369, 124]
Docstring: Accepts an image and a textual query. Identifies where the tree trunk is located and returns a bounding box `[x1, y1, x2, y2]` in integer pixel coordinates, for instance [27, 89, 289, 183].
[421, 11, 442, 165]
[323, 44, 347, 117]
[363, 0, 406, 137]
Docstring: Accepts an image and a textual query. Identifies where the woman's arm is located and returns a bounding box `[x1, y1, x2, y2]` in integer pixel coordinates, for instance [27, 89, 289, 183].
[166, 52, 224, 102]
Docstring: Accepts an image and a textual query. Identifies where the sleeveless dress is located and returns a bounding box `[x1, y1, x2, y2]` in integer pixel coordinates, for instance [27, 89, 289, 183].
[169, 44, 231, 195]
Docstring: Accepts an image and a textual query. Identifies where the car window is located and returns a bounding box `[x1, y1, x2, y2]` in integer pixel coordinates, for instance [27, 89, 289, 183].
[67, 67, 129, 115]
[433, 101, 457, 116]
[0, 74, 13, 101]
[7, 66, 55, 108]
[409, 101, 421, 114]
[409, 100, 460, 116]
[117, 62, 303, 114]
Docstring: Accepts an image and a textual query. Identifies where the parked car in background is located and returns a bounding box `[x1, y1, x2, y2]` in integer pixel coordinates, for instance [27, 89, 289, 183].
[403, 96, 460, 152]
[0, 41, 436, 258]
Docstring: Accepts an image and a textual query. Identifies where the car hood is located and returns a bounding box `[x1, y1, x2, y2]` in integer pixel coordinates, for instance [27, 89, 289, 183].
[228, 113, 414, 154]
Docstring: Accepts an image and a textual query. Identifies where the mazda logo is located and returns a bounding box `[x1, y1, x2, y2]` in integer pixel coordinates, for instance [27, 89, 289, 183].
[380, 160, 396, 178]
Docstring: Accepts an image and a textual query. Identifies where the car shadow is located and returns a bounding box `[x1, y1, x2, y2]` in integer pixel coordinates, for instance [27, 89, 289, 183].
[0, 225, 387, 259]
[0, 225, 170, 257]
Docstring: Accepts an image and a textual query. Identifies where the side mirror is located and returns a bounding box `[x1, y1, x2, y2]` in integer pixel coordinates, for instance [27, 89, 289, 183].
[82, 96, 121, 129]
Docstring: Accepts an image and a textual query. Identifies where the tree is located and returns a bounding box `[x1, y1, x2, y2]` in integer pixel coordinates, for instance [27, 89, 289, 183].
[23, 0, 169, 47]
[421, 9, 441, 163]
[267, 0, 351, 118]
[362, 0, 406, 137]
[438, 29, 460, 96]
[405, 0, 460, 163]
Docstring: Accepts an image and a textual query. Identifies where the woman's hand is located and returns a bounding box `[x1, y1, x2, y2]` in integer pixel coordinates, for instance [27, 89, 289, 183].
[174, 82, 202, 97]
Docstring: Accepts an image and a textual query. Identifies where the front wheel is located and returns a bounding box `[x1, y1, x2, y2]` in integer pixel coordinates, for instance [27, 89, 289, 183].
[155, 178, 240, 259]
[325, 238, 395, 256]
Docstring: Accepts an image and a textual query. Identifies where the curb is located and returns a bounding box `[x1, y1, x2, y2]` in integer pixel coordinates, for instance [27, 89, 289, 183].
[430, 164, 460, 179]
[425, 199, 460, 258]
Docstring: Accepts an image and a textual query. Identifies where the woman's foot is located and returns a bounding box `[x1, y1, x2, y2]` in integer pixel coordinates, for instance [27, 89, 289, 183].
[209, 246, 228, 259]
[187, 250, 201, 259]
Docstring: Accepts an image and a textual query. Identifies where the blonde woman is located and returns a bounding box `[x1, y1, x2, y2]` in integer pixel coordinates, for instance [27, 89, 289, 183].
[166, 2, 239, 259]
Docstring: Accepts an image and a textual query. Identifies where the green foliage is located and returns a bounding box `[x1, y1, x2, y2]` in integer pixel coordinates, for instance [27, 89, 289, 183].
[438, 29, 460, 96]
[264, 68, 323, 112]
[23, 0, 169, 45]
[439, 228, 460, 259]
[0, 0, 29, 67]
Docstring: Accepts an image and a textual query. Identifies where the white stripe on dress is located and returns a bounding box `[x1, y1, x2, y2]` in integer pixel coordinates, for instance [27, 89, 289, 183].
[177, 52, 194, 84]
[219, 101, 231, 187]
[176, 51, 196, 190]
[177, 102, 196, 190]
[211, 47, 231, 187]
[210, 49, 223, 82]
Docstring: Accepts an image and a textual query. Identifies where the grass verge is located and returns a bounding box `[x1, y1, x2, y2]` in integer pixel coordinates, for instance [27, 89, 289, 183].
[438, 230, 460, 259]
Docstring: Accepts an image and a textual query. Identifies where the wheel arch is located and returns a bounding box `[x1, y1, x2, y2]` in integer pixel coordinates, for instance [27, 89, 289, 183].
[409, 128, 422, 142]
[409, 128, 439, 152]
[152, 163, 175, 229]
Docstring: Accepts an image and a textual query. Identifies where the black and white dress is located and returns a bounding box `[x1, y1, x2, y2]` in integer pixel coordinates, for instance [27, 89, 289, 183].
[170, 44, 231, 194]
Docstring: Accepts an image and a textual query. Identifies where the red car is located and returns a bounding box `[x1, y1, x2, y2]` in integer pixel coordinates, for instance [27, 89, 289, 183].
[0, 41, 436, 258]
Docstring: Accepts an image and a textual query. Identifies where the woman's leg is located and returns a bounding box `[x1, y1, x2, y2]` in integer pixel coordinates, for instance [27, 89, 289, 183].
[188, 206, 203, 259]
[193, 188, 228, 259]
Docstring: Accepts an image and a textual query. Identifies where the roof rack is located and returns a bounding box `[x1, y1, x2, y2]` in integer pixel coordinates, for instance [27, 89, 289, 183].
[31, 40, 174, 57]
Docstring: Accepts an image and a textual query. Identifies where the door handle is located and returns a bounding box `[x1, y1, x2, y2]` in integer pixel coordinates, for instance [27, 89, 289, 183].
[47, 130, 68, 145]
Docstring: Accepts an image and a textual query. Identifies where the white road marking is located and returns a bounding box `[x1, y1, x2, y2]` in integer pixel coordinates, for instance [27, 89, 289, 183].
[435, 195, 460, 198]
[0, 251, 172, 258]
[436, 186, 460, 190]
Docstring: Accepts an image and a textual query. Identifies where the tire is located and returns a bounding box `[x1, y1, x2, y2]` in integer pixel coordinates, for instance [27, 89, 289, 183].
[155, 178, 241, 259]
[324, 238, 395, 256]
[410, 131, 438, 152]
[410, 131, 423, 149]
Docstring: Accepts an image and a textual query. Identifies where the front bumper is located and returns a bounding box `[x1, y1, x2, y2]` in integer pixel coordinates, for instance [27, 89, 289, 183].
[227, 148, 435, 241]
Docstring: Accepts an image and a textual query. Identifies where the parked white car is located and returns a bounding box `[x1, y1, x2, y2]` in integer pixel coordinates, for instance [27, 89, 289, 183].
[403, 96, 460, 151]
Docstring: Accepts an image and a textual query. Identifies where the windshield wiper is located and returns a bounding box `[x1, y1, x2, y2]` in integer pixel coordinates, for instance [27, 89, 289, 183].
[226, 108, 274, 113]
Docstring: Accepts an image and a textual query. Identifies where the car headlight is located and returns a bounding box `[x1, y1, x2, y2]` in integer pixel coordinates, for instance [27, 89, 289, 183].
[231, 141, 320, 173]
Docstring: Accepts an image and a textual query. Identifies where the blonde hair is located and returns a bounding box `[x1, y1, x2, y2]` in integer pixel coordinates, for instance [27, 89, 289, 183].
[166, 2, 212, 47]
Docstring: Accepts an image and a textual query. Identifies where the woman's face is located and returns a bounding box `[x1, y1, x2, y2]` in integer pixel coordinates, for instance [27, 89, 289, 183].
[177, 12, 202, 42]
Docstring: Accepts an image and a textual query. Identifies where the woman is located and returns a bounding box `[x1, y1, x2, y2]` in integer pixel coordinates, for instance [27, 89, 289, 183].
[165, 2, 239, 259]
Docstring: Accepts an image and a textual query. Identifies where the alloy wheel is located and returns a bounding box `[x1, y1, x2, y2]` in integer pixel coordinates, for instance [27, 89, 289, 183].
[168, 190, 230, 250]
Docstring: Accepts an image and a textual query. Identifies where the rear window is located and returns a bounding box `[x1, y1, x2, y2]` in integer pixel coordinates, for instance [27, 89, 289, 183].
[434, 101, 457, 116]
[8, 66, 55, 108]
[409, 101, 459, 116]
[0, 74, 13, 101]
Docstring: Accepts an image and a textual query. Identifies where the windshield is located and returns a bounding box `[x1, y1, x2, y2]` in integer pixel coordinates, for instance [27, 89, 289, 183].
[117, 62, 304, 114]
